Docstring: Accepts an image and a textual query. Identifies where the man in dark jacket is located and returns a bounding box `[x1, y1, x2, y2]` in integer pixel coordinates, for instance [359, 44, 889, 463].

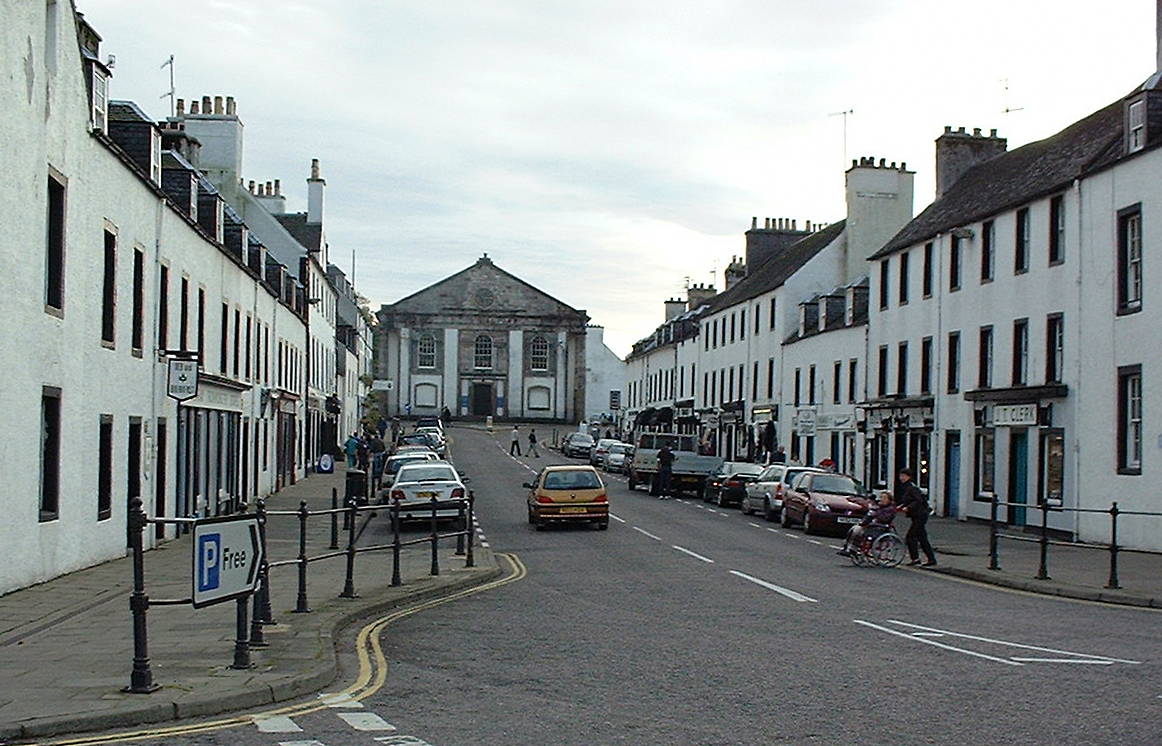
[655, 445, 675, 499]
[895, 468, 936, 566]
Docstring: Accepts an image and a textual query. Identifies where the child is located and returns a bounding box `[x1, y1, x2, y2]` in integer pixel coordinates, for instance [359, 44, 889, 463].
[837, 491, 896, 557]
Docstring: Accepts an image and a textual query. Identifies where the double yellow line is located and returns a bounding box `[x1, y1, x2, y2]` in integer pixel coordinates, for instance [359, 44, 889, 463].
[34, 553, 527, 746]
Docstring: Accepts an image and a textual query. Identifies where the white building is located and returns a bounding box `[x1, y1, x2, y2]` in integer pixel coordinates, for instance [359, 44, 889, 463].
[582, 325, 626, 424]
[328, 263, 374, 438]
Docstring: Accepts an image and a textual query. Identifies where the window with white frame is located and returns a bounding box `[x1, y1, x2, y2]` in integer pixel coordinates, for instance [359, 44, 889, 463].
[1012, 319, 1028, 386]
[1128, 100, 1145, 153]
[473, 334, 493, 369]
[1118, 365, 1142, 474]
[1118, 206, 1143, 313]
[530, 336, 549, 371]
[417, 334, 436, 368]
[91, 67, 108, 133]
[1046, 314, 1064, 384]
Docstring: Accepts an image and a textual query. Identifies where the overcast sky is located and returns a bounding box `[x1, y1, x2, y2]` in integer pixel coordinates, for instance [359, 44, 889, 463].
[84, 0, 1157, 356]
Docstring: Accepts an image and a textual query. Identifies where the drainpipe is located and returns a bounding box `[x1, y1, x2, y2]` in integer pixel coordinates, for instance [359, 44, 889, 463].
[1071, 177, 1083, 541]
[149, 192, 165, 546]
[933, 232, 946, 517]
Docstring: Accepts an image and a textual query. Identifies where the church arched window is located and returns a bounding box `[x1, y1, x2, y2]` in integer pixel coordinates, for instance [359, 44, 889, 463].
[417, 334, 437, 369]
[474, 334, 493, 369]
[530, 335, 549, 371]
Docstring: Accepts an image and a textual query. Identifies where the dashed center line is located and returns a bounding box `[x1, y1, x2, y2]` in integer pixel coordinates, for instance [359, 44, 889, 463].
[672, 545, 715, 563]
[730, 570, 819, 603]
[808, 539, 823, 546]
[609, 514, 627, 523]
[748, 522, 763, 528]
[782, 532, 799, 539]
[633, 526, 663, 541]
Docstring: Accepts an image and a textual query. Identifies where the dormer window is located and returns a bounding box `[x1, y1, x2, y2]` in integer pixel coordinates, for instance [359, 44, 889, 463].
[214, 199, 224, 244]
[91, 67, 108, 133]
[818, 301, 827, 332]
[149, 129, 162, 185]
[845, 289, 855, 325]
[1128, 100, 1145, 153]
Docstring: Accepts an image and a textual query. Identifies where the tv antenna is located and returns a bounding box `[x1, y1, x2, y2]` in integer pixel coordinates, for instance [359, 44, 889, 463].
[1001, 77, 1024, 115]
[828, 108, 855, 165]
[160, 55, 175, 117]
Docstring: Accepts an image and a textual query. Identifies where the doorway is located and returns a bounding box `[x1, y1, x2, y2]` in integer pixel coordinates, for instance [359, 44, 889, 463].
[471, 382, 493, 417]
[126, 418, 142, 549]
[1008, 429, 1028, 526]
[944, 431, 960, 518]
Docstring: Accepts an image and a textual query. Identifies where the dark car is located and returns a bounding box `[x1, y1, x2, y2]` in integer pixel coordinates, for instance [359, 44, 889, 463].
[702, 461, 765, 507]
[781, 472, 873, 536]
[562, 432, 596, 458]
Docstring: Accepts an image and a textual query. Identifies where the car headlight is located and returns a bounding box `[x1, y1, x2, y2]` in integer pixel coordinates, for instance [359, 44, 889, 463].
[811, 500, 831, 512]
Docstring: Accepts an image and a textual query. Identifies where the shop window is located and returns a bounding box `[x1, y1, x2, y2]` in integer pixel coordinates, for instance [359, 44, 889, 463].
[1039, 430, 1065, 505]
[974, 429, 996, 500]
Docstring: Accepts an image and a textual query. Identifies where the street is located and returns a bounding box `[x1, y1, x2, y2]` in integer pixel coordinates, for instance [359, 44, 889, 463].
[84, 425, 1160, 746]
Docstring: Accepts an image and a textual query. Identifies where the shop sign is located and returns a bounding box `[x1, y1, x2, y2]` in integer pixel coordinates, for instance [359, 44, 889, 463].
[167, 359, 199, 402]
[796, 408, 817, 436]
[994, 404, 1037, 427]
[186, 382, 243, 413]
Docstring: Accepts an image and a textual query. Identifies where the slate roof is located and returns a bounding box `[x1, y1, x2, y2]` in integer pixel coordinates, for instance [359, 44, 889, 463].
[108, 100, 152, 123]
[871, 98, 1125, 259]
[705, 220, 846, 313]
[274, 212, 323, 252]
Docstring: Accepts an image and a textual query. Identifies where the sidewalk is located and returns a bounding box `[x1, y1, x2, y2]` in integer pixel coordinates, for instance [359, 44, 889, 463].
[0, 465, 500, 742]
[926, 516, 1162, 608]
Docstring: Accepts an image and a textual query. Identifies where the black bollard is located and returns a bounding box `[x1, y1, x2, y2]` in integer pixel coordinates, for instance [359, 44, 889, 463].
[230, 596, 253, 669]
[455, 500, 466, 556]
[1036, 499, 1051, 580]
[255, 497, 275, 625]
[330, 487, 340, 550]
[466, 491, 475, 569]
[390, 502, 402, 587]
[988, 496, 1000, 571]
[430, 496, 440, 576]
[124, 497, 159, 693]
[1107, 501, 1121, 589]
[340, 499, 359, 598]
[293, 500, 311, 613]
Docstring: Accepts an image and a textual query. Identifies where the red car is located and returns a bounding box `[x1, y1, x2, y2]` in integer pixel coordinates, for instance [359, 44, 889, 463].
[781, 472, 873, 536]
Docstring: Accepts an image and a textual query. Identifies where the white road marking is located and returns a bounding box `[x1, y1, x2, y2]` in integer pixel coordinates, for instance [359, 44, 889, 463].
[808, 539, 823, 546]
[318, 692, 364, 708]
[675, 499, 687, 503]
[884, 619, 1142, 664]
[767, 527, 779, 533]
[729, 570, 818, 603]
[748, 522, 763, 528]
[829, 544, 843, 550]
[853, 619, 1023, 666]
[374, 737, 433, 745]
[255, 716, 302, 733]
[609, 514, 627, 523]
[1009, 657, 1115, 664]
[633, 526, 662, 541]
[278, 741, 325, 746]
[782, 532, 799, 539]
[338, 712, 397, 731]
[672, 545, 715, 563]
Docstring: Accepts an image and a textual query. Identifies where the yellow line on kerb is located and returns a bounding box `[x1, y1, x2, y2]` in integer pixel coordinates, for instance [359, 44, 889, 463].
[33, 553, 527, 746]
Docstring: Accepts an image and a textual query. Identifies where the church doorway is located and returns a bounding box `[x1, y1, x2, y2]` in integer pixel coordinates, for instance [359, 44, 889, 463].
[471, 382, 493, 417]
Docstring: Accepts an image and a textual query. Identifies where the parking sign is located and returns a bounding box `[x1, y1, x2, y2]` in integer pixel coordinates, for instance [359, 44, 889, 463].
[191, 515, 263, 608]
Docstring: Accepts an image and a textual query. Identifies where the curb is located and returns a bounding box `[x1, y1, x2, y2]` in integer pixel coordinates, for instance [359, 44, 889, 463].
[929, 566, 1161, 609]
[5, 555, 504, 743]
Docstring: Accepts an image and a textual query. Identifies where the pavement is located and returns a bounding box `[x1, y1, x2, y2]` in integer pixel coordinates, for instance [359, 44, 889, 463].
[0, 458, 501, 743]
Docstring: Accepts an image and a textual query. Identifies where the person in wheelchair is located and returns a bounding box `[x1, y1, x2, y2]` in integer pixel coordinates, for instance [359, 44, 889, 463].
[837, 491, 897, 557]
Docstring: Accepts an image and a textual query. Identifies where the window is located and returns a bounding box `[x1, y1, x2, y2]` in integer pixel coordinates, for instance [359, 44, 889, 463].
[158, 265, 169, 349]
[920, 337, 933, 394]
[808, 365, 816, 405]
[1117, 365, 1142, 474]
[730, 313, 736, 343]
[150, 129, 162, 185]
[704, 372, 710, 405]
[949, 236, 961, 291]
[1012, 319, 1029, 386]
[244, 316, 252, 380]
[896, 342, 908, 395]
[417, 334, 437, 369]
[922, 242, 933, 297]
[1049, 195, 1065, 265]
[754, 305, 760, 334]
[1117, 205, 1143, 313]
[98, 414, 113, 520]
[414, 382, 438, 408]
[793, 368, 801, 407]
[978, 326, 993, 388]
[91, 67, 108, 133]
[898, 252, 909, 305]
[101, 229, 116, 345]
[474, 335, 493, 369]
[877, 346, 888, 397]
[740, 310, 746, 340]
[947, 332, 961, 394]
[728, 367, 735, 401]
[704, 327, 710, 351]
[40, 387, 61, 521]
[220, 303, 229, 374]
[179, 278, 189, 351]
[1015, 207, 1030, 273]
[528, 385, 551, 410]
[832, 361, 841, 404]
[848, 359, 858, 403]
[1039, 429, 1066, 505]
[530, 335, 549, 371]
[981, 220, 995, 282]
[712, 319, 718, 348]
[769, 298, 777, 329]
[197, 288, 206, 366]
[974, 429, 996, 498]
[1128, 100, 1146, 153]
[131, 248, 144, 353]
[719, 369, 725, 404]
[879, 260, 890, 309]
[753, 361, 759, 400]
[232, 309, 240, 377]
[45, 172, 66, 311]
[766, 358, 775, 399]
[1046, 314, 1064, 384]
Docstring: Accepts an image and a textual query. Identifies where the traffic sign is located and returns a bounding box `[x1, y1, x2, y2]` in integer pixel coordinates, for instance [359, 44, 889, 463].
[167, 358, 199, 401]
[191, 515, 263, 608]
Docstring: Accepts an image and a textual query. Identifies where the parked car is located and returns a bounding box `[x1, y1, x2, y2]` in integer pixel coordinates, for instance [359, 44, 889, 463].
[562, 432, 596, 458]
[589, 438, 619, 467]
[395, 432, 434, 451]
[415, 426, 447, 457]
[742, 464, 814, 522]
[381, 451, 439, 493]
[524, 465, 609, 530]
[388, 461, 468, 522]
[604, 443, 634, 473]
[781, 471, 873, 535]
[415, 415, 444, 433]
[702, 462, 765, 507]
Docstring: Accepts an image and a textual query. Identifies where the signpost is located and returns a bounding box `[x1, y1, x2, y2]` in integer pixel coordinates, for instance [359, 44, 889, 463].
[167, 357, 199, 401]
[192, 515, 263, 609]
[796, 408, 817, 437]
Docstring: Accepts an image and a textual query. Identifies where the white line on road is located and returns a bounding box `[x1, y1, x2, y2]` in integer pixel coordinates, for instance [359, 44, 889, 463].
[609, 514, 627, 523]
[767, 527, 779, 533]
[853, 620, 1023, 666]
[730, 570, 818, 603]
[337, 712, 397, 731]
[633, 526, 662, 541]
[808, 539, 823, 545]
[672, 545, 715, 563]
[318, 692, 364, 708]
[829, 544, 843, 550]
[884, 619, 1142, 664]
[782, 532, 799, 539]
[1009, 657, 1115, 664]
[748, 522, 763, 528]
[255, 716, 302, 733]
[374, 736, 434, 745]
[278, 741, 325, 746]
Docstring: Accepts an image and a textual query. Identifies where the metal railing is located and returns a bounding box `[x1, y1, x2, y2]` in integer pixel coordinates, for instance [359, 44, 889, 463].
[987, 496, 1162, 589]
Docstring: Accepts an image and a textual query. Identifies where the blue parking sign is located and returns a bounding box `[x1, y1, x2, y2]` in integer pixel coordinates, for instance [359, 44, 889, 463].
[197, 533, 221, 592]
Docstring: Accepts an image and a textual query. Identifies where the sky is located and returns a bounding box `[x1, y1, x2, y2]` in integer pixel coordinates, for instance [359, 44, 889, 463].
[82, 0, 1158, 357]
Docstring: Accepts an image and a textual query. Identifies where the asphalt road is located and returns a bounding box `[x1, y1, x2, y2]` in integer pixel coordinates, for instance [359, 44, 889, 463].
[120, 425, 1161, 746]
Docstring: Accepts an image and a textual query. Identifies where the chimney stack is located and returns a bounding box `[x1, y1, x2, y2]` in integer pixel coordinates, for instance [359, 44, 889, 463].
[935, 126, 1007, 198]
[307, 158, 325, 224]
[226, 96, 236, 116]
[664, 298, 686, 322]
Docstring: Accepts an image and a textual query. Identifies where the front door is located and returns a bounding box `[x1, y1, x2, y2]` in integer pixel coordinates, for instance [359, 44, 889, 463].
[1008, 429, 1028, 526]
[471, 382, 493, 417]
[945, 432, 960, 518]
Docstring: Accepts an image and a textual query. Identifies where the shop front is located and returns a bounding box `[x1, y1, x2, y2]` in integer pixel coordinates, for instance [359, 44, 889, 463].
[751, 406, 777, 464]
[175, 377, 247, 519]
[860, 397, 934, 500]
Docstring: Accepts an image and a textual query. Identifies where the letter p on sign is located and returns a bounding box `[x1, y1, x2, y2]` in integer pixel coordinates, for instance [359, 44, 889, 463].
[198, 533, 221, 592]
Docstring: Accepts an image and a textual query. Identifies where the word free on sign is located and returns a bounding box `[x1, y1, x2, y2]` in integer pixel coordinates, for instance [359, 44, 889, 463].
[191, 515, 263, 609]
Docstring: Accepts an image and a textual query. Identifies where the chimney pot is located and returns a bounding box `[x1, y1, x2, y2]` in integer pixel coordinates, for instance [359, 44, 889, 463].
[274, 178, 281, 195]
[944, 125, 952, 133]
[225, 96, 236, 115]
[989, 128, 998, 138]
[201, 95, 211, 113]
[190, 100, 200, 114]
[973, 127, 982, 137]
[879, 158, 886, 167]
[213, 96, 223, 115]
[751, 216, 757, 229]
[890, 161, 896, 169]
[852, 158, 858, 168]
[176, 98, 185, 115]
[248, 180, 255, 193]
[957, 126, 966, 133]
[791, 219, 797, 230]
[310, 158, 321, 180]
[901, 161, 907, 170]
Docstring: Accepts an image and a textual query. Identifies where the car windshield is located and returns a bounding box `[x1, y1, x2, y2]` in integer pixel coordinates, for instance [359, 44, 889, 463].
[725, 463, 764, 476]
[610, 444, 631, 454]
[596, 439, 617, 449]
[543, 470, 602, 490]
[387, 456, 431, 474]
[570, 434, 595, 445]
[398, 466, 457, 483]
[784, 469, 817, 485]
[809, 474, 863, 496]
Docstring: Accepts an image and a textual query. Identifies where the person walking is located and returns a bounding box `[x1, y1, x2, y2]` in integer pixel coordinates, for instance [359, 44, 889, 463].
[343, 433, 360, 467]
[656, 444, 675, 499]
[895, 468, 937, 566]
[528, 428, 540, 458]
[510, 425, 522, 456]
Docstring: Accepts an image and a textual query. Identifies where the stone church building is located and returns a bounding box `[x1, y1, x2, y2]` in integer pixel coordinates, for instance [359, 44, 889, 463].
[375, 255, 590, 421]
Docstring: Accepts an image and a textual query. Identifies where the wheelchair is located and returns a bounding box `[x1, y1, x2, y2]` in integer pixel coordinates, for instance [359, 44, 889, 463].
[845, 524, 906, 568]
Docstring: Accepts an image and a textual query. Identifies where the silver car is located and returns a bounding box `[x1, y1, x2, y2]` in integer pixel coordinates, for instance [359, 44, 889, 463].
[388, 461, 468, 521]
[741, 464, 825, 522]
[603, 443, 634, 473]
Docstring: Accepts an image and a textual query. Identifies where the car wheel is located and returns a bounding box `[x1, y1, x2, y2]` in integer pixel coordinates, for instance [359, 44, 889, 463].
[803, 511, 814, 535]
[781, 505, 794, 527]
[597, 521, 609, 530]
